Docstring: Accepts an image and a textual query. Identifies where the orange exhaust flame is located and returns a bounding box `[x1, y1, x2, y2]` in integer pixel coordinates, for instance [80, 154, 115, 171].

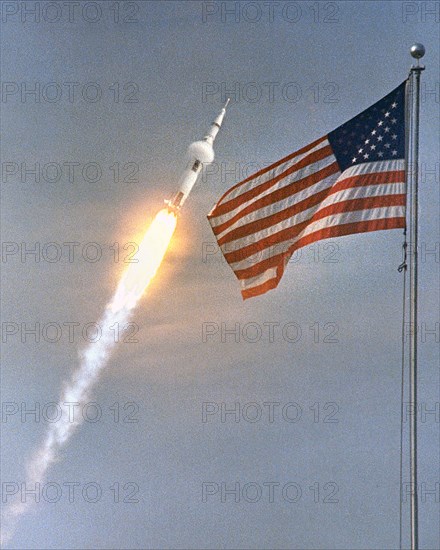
[111, 208, 177, 312]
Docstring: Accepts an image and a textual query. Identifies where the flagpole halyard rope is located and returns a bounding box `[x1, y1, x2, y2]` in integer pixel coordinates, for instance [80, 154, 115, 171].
[399, 232, 408, 550]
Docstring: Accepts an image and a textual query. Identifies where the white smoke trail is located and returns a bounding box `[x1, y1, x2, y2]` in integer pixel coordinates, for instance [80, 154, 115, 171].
[1, 304, 132, 545]
[1, 209, 177, 546]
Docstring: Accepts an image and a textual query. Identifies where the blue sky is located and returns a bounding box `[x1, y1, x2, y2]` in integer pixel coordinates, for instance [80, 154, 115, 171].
[1, 1, 439, 548]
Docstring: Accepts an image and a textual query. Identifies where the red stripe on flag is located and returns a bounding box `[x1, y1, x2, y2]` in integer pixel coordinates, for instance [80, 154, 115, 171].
[209, 145, 334, 218]
[218, 187, 331, 245]
[330, 169, 405, 195]
[234, 252, 285, 280]
[224, 194, 406, 266]
[292, 215, 406, 252]
[240, 216, 406, 299]
[213, 162, 340, 237]
[241, 276, 280, 300]
[212, 135, 328, 206]
[218, 169, 404, 243]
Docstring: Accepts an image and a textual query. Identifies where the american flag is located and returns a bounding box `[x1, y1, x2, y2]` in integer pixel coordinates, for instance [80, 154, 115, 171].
[208, 82, 407, 299]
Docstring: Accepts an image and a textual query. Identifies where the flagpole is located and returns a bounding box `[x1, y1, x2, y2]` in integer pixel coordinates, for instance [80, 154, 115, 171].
[408, 42, 425, 550]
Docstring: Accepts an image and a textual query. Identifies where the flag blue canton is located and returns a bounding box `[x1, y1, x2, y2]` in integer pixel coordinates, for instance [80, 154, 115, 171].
[328, 82, 406, 172]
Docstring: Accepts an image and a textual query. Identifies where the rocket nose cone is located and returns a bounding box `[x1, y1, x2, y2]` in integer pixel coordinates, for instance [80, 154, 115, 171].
[188, 140, 214, 163]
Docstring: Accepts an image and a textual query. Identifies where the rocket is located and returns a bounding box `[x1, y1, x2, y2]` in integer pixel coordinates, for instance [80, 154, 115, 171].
[165, 99, 230, 213]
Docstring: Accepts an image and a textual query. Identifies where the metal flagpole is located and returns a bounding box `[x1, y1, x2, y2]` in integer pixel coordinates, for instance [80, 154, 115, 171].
[408, 42, 425, 550]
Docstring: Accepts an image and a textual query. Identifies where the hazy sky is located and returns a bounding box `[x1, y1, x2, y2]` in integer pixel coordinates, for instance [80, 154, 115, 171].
[1, 1, 439, 549]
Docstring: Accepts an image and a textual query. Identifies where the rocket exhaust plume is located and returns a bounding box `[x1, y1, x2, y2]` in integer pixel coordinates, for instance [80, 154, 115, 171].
[1, 101, 228, 546]
[1, 209, 177, 545]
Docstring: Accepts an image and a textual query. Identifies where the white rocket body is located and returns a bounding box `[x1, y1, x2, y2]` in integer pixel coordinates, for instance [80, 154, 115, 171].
[166, 99, 229, 212]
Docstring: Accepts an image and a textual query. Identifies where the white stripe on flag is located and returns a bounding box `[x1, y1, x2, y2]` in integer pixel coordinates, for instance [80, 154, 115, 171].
[230, 204, 405, 273]
[220, 138, 331, 204]
[220, 180, 405, 255]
